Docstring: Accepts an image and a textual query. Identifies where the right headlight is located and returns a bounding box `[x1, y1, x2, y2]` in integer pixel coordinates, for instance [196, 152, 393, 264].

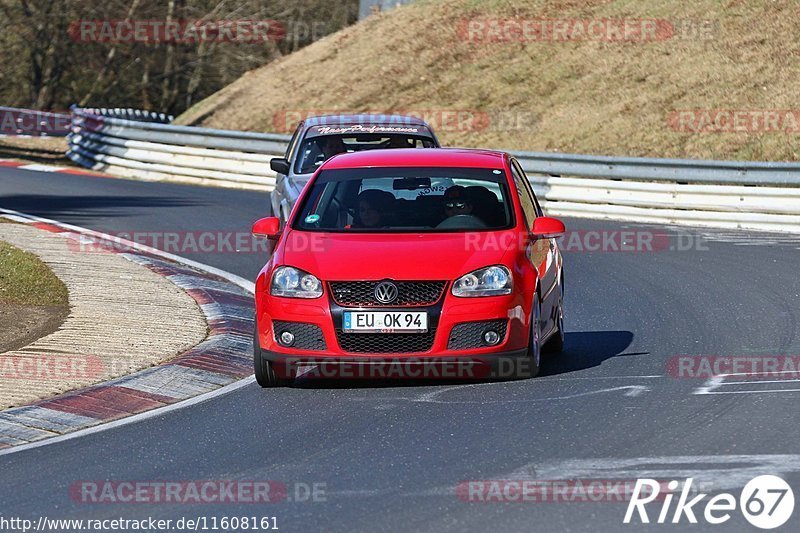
[451, 265, 512, 297]
[271, 266, 323, 298]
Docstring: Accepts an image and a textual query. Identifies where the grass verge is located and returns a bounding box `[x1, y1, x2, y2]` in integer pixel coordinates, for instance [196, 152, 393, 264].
[0, 238, 68, 307]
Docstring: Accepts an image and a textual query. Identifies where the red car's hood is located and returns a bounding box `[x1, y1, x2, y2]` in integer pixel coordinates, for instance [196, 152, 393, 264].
[280, 230, 517, 280]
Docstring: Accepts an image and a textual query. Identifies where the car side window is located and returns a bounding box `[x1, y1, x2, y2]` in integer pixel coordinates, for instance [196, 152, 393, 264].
[285, 123, 303, 161]
[512, 159, 543, 217]
[510, 161, 537, 230]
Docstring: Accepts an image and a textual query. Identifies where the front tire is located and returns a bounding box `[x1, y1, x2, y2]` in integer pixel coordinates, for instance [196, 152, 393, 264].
[521, 297, 542, 379]
[544, 282, 565, 354]
[253, 324, 291, 387]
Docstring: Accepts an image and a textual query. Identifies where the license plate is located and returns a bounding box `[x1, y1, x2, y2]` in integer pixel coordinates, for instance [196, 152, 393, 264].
[343, 311, 428, 333]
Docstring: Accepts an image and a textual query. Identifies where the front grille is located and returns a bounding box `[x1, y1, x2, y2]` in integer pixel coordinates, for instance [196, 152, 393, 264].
[336, 329, 437, 353]
[273, 320, 327, 351]
[329, 281, 447, 307]
[448, 320, 508, 350]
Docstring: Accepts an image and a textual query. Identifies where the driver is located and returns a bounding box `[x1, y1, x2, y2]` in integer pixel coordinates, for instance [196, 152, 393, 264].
[319, 136, 346, 159]
[443, 185, 475, 218]
[353, 189, 394, 228]
[386, 136, 411, 149]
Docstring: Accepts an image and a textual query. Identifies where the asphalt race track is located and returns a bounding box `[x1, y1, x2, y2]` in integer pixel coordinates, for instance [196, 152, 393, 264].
[2, 167, 800, 531]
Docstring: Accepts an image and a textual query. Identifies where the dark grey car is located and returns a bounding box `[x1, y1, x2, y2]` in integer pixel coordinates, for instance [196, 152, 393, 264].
[269, 114, 440, 225]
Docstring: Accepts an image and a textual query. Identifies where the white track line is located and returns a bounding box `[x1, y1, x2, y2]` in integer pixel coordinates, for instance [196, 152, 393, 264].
[0, 377, 255, 457]
[0, 207, 255, 293]
[0, 207, 257, 456]
[693, 371, 800, 395]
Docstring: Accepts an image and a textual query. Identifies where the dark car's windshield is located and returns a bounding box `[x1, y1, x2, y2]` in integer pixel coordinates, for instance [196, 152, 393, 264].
[293, 167, 514, 232]
[293, 134, 437, 174]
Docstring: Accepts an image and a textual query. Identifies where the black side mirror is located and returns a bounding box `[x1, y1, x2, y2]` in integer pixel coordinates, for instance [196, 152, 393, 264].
[270, 158, 290, 175]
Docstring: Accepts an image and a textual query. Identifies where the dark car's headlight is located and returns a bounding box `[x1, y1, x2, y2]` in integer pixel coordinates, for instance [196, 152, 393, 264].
[271, 266, 323, 298]
[452, 266, 512, 297]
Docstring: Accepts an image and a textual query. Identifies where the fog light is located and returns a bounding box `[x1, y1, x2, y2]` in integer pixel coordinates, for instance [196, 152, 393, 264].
[279, 331, 295, 346]
[483, 330, 501, 345]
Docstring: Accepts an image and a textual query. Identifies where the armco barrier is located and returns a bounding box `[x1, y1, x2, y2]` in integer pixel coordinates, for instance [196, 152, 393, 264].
[67, 107, 287, 190]
[67, 107, 800, 232]
[80, 107, 174, 124]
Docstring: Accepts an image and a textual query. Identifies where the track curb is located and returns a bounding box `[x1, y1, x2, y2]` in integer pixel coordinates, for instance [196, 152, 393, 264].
[0, 209, 255, 450]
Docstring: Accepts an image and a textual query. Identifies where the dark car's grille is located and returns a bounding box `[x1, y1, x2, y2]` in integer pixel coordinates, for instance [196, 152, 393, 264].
[273, 321, 327, 351]
[448, 320, 508, 350]
[336, 329, 437, 353]
[329, 281, 447, 308]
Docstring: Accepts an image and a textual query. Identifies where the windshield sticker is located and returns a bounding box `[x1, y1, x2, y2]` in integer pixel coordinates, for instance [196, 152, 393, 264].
[416, 185, 448, 197]
[309, 125, 423, 136]
[304, 214, 321, 224]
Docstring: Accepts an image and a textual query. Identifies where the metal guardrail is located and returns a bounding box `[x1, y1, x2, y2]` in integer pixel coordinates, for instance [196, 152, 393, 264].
[515, 150, 800, 187]
[67, 107, 287, 189]
[0, 106, 71, 137]
[79, 107, 174, 124]
[66, 107, 800, 232]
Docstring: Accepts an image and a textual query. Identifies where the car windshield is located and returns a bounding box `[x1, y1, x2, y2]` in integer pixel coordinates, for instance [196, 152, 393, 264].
[293, 167, 514, 232]
[293, 134, 436, 174]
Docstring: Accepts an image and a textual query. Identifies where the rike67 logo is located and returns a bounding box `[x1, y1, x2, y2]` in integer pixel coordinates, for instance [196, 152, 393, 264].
[624, 476, 794, 529]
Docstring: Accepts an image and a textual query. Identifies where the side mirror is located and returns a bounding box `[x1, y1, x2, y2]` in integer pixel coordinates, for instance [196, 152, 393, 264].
[252, 217, 282, 240]
[531, 216, 565, 238]
[270, 158, 290, 175]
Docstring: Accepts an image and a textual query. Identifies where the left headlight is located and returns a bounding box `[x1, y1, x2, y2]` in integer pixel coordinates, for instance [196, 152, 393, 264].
[452, 265, 512, 297]
[271, 266, 323, 298]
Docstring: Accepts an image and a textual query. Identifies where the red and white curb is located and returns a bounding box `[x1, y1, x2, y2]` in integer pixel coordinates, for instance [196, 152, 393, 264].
[0, 208, 256, 452]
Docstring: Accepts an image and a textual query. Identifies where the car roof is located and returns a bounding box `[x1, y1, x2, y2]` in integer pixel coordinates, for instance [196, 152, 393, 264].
[303, 114, 431, 128]
[321, 148, 508, 170]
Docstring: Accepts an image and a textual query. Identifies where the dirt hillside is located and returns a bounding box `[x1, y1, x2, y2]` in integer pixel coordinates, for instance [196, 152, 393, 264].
[177, 0, 800, 161]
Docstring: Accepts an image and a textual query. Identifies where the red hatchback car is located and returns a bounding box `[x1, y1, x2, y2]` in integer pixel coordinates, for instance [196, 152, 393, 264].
[252, 148, 566, 386]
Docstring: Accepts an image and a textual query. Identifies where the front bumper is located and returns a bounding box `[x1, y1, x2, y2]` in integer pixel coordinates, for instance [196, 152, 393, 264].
[256, 291, 531, 359]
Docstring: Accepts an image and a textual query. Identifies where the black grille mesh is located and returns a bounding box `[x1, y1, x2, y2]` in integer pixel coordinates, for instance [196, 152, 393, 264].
[447, 320, 508, 350]
[273, 321, 327, 351]
[336, 329, 437, 353]
[330, 281, 446, 307]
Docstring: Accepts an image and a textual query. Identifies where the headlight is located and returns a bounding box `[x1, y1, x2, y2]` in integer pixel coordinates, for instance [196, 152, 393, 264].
[452, 265, 512, 297]
[271, 266, 323, 298]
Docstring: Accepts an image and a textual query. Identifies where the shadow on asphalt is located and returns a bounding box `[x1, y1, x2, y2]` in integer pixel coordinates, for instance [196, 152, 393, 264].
[0, 194, 202, 221]
[289, 330, 639, 389]
[540, 330, 641, 377]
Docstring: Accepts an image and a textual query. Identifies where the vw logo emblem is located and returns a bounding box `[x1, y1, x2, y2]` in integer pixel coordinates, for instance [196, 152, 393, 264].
[374, 281, 399, 304]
